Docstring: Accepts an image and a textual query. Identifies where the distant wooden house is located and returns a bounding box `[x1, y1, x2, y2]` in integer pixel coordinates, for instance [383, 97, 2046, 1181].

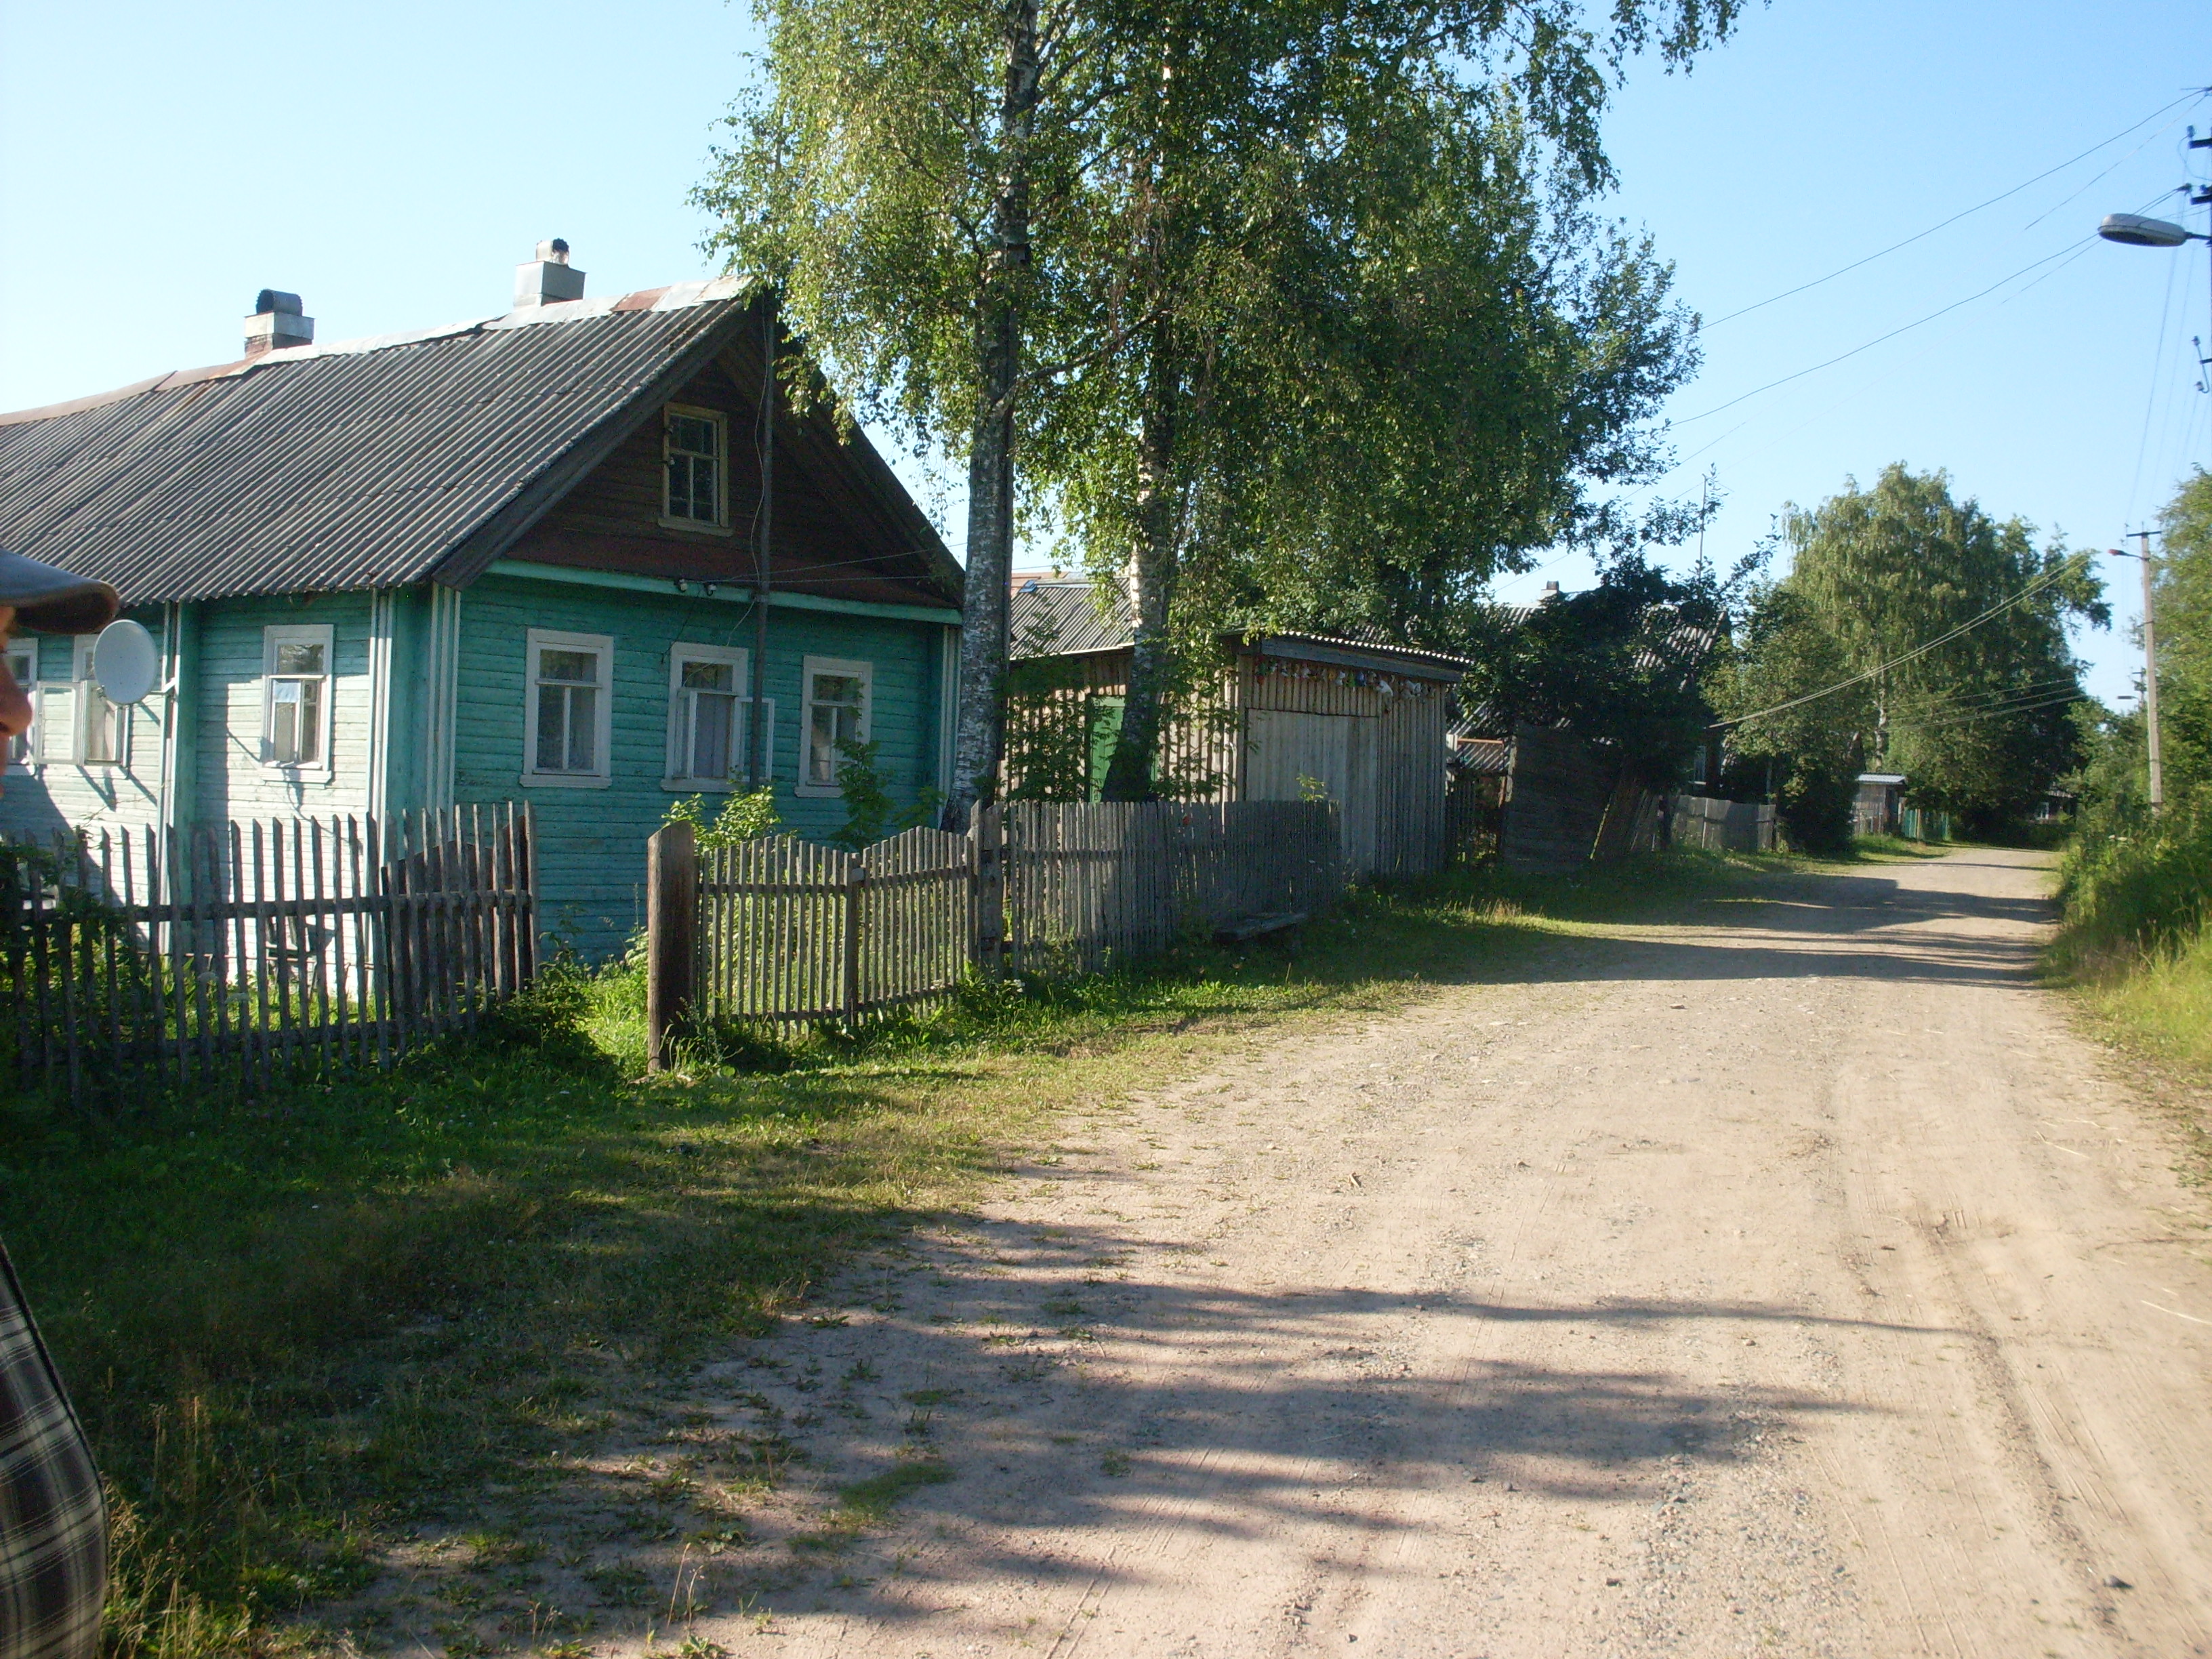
[1005, 577, 1469, 878]
[0, 248, 962, 955]
[1854, 773, 1906, 837]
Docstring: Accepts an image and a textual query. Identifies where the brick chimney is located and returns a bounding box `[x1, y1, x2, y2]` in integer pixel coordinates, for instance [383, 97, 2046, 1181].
[514, 238, 586, 308]
[243, 289, 313, 356]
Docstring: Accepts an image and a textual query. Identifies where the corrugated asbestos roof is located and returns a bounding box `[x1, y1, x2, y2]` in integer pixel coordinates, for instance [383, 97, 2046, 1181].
[1010, 576, 1133, 656]
[1008, 577, 1473, 678]
[0, 279, 931, 607]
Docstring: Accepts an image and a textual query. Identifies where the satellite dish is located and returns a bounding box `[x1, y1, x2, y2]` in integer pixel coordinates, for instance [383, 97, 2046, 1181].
[93, 619, 161, 705]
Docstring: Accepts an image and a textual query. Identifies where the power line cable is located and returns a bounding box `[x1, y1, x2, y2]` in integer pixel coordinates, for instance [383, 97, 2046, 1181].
[1718, 566, 2072, 728]
[1698, 91, 2207, 332]
[1677, 239, 2091, 426]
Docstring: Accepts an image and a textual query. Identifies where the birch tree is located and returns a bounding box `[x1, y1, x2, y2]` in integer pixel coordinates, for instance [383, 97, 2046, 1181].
[699, 0, 1753, 816]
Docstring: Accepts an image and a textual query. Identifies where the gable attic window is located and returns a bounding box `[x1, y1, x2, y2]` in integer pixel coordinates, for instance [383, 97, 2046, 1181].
[665, 644, 771, 788]
[262, 624, 334, 773]
[4, 639, 37, 771]
[522, 629, 613, 788]
[798, 655, 871, 796]
[71, 636, 125, 768]
[663, 405, 729, 531]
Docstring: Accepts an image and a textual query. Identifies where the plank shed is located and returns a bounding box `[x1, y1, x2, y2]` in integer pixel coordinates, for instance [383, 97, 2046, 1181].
[1005, 577, 1469, 878]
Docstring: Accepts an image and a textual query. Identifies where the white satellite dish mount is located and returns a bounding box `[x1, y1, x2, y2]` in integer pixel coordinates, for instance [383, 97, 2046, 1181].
[91, 619, 163, 705]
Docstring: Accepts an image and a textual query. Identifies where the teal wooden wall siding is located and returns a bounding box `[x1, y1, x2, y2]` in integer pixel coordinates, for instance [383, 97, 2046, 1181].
[190, 592, 377, 823]
[0, 611, 167, 840]
[453, 573, 945, 957]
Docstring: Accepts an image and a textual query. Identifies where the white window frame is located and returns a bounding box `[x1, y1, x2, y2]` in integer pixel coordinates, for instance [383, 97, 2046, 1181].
[520, 628, 615, 789]
[797, 655, 872, 797]
[260, 623, 335, 778]
[660, 403, 732, 535]
[70, 636, 127, 769]
[663, 643, 777, 790]
[3, 639, 39, 773]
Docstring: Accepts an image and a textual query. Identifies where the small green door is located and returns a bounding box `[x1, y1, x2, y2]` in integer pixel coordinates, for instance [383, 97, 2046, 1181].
[1085, 695, 1125, 801]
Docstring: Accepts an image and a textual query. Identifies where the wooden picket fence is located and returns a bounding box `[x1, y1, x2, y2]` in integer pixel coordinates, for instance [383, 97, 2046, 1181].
[1, 806, 535, 1105]
[1001, 800, 1342, 975]
[692, 827, 975, 1028]
[644, 799, 1344, 1065]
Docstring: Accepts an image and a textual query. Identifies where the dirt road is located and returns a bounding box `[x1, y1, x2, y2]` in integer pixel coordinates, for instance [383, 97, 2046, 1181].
[680, 849, 2212, 1657]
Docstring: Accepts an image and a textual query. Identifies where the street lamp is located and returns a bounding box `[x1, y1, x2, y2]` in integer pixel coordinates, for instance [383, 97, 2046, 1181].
[2097, 211, 2202, 247]
[2097, 130, 2211, 817]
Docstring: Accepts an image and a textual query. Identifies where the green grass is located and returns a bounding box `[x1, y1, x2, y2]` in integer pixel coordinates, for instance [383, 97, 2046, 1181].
[2048, 790, 2212, 1153]
[2080, 928, 2212, 1079]
[0, 846, 1790, 1659]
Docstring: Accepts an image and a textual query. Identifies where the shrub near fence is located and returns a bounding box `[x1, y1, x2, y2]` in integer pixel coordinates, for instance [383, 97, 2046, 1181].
[1, 806, 535, 1105]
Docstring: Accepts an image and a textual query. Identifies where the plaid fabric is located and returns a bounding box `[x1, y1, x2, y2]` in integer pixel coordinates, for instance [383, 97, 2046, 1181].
[0, 1239, 104, 1659]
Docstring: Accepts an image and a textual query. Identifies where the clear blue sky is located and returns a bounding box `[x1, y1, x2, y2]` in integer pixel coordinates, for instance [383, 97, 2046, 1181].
[1, 0, 2205, 705]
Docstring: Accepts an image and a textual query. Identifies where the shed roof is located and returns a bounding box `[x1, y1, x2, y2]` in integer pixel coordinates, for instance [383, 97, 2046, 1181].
[0, 279, 959, 609]
[1008, 577, 1473, 680]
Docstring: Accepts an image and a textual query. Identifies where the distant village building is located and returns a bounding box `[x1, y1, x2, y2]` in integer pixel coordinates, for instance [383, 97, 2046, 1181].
[0, 247, 962, 955]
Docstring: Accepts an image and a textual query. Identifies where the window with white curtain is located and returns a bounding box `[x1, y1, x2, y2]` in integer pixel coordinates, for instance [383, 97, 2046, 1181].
[3, 640, 37, 771]
[262, 624, 333, 771]
[521, 628, 613, 787]
[666, 644, 772, 787]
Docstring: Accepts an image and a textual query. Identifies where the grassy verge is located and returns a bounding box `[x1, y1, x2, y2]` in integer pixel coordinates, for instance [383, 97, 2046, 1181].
[2046, 793, 2212, 1181]
[1, 848, 1782, 1659]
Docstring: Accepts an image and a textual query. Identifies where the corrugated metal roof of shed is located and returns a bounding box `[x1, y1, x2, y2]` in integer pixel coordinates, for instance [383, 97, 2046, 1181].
[0, 282, 781, 607]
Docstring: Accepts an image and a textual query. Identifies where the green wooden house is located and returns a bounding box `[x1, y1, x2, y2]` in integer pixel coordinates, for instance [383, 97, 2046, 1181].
[0, 248, 963, 955]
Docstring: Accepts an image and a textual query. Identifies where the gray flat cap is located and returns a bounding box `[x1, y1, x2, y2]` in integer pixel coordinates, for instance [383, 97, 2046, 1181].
[0, 548, 121, 635]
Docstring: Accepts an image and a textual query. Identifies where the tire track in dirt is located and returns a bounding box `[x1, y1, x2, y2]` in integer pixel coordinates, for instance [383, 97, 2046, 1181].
[641, 849, 2212, 1658]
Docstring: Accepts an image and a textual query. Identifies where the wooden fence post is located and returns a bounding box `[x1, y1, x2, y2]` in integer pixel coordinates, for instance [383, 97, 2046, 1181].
[970, 806, 1004, 977]
[842, 867, 865, 1027]
[645, 820, 697, 1072]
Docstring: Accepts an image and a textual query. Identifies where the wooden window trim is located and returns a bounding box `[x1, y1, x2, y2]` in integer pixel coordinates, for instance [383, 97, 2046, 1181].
[796, 654, 872, 798]
[4, 640, 39, 773]
[260, 623, 336, 781]
[664, 642, 773, 790]
[659, 403, 734, 537]
[70, 635, 128, 771]
[520, 627, 615, 790]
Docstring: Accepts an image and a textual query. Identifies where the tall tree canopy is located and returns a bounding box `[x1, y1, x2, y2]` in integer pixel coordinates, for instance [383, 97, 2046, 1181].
[1714, 464, 2105, 846]
[698, 0, 1750, 815]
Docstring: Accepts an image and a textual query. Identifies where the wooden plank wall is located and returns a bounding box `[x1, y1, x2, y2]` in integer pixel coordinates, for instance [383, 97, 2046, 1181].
[1500, 726, 1620, 872]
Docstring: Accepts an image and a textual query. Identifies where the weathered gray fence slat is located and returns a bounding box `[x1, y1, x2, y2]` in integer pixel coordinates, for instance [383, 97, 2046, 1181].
[2, 811, 536, 1107]
[661, 803, 1340, 1052]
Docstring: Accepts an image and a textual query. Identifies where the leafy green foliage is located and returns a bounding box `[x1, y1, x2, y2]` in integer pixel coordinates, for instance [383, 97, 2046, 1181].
[830, 737, 942, 850]
[1458, 552, 1738, 789]
[664, 785, 784, 848]
[1716, 464, 2104, 841]
[697, 0, 1750, 804]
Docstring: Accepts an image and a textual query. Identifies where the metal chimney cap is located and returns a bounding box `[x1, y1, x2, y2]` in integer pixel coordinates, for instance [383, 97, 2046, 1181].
[535, 238, 572, 264]
[253, 289, 305, 316]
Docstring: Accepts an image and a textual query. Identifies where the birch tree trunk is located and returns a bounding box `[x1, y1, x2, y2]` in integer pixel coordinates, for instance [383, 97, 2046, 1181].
[1103, 313, 1182, 801]
[945, 0, 1039, 829]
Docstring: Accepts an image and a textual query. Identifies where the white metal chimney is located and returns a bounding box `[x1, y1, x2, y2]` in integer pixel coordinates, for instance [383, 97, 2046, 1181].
[243, 289, 313, 356]
[514, 238, 586, 308]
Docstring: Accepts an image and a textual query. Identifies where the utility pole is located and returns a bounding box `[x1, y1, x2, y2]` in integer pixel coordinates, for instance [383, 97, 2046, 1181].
[2112, 534, 2165, 814]
[2137, 529, 2165, 815]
